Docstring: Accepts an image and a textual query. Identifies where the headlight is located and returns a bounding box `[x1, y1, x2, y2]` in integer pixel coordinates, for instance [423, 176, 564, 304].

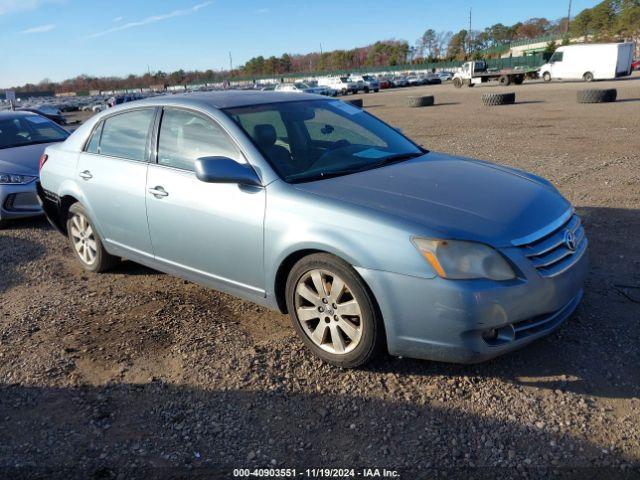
[412, 237, 516, 281]
[0, 173, 36, 185]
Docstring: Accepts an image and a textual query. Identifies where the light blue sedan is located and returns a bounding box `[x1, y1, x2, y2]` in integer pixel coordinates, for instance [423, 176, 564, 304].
[37, 92, 588, 368]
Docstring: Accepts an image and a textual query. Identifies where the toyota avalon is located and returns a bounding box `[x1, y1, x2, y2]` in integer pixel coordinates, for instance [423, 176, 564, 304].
[37, 92, 588, 367]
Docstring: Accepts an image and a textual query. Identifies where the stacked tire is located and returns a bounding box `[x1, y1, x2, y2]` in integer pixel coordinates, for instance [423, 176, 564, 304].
[577, 89, 617, 104]
[482, 92, 516, 106]
[408, 96, 435, 108]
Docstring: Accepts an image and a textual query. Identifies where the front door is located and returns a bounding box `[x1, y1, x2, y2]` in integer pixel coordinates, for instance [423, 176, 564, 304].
[76, 108, 156, 257]
[145, 107, 265, 295]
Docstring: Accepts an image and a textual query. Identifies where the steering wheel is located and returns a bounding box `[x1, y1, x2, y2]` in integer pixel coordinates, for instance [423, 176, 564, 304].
[310, 140, 351, 168]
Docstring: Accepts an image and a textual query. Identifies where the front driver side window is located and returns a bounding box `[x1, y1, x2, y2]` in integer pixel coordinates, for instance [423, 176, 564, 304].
[157, 109, 240, 171]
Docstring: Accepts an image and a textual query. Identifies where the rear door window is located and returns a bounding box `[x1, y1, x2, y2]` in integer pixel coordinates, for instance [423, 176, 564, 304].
[99, 109, 155, 161]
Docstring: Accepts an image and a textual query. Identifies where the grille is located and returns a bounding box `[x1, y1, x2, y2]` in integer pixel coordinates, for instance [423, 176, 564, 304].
[514, 211, 588, 278]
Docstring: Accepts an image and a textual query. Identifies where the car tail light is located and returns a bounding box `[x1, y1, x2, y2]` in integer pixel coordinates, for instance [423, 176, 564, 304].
[39, 153, 49, 171]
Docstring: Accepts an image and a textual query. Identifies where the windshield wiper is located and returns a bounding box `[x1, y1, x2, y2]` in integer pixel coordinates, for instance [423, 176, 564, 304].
[289, 151, 426, 183]
[0, 139, 63, 150]
[290, 167, 365, 183]
[368, 151, 425, 168]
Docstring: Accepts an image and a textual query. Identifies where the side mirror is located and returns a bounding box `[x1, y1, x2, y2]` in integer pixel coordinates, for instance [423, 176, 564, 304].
[194, 157, 262, 186]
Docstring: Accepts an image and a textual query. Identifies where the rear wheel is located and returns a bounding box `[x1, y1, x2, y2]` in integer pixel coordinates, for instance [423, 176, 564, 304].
[499, 75, 511, 86]
[67, 203, 119, 273]
[513, 75, 525, 85]
[543, 72, 552, 82]
[583, 72, 594, 82]
[285, 253, 384, 368]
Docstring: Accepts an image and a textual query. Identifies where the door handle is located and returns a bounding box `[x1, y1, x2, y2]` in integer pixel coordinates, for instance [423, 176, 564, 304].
[79, 170, 93, 180]
[148, 186, 169, 198]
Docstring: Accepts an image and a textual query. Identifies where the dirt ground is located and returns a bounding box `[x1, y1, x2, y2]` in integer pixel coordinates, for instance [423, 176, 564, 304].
[1, 76, 639, 479]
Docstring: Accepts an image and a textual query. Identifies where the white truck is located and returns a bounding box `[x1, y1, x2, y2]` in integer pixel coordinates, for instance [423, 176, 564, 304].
[317, 77, 358, 95]
[539, 42, 635, 82]
[452, 60, 538, 88]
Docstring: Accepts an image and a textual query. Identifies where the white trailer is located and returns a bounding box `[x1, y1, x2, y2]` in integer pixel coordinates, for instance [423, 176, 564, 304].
[539, 42, 635, 82]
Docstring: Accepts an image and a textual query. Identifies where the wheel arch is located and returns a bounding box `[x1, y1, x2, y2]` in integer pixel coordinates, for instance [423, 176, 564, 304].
[273, 248, 382, 321]
[58, 194, 80, 234]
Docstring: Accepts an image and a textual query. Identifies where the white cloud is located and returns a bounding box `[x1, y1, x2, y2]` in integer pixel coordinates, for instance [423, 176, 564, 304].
[254, 8, 269, 14]
[0, 0, 59, 15]
[113, 16, 123, 23]
[19, 23, 55, 34]
[87, 1, 213, 39]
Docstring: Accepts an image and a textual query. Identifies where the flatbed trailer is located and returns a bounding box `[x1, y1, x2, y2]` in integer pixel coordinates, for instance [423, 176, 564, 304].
[453, 61, 539, 88]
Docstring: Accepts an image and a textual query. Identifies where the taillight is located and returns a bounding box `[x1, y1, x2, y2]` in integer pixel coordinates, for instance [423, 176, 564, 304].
[39, 153, 49, 171]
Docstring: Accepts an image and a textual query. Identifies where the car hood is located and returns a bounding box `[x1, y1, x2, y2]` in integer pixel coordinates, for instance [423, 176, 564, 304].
[0, 142, 58, 176]
[293, 152, 571, 247]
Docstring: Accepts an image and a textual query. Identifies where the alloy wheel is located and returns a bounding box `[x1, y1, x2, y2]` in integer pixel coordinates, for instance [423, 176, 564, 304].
[294, 269, 363, 355]
[69, 212, 97, 266]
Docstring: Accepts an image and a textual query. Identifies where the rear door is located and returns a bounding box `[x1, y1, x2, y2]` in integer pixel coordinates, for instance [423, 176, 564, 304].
[76, 108, 156, 257]
[145, 107, 265, 295]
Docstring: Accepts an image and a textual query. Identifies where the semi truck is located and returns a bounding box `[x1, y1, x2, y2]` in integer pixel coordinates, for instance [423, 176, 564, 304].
[539, 42, 635, 82]
[452, 60, 538, 88]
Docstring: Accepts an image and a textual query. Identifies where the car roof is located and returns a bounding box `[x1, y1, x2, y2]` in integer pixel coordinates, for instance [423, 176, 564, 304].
[135, 90, 324, 110]
[0, 110, 42, 119]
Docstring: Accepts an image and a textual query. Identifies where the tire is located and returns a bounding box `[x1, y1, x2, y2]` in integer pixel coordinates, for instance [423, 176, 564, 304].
[0, 219, 8, 230]
[285, 253, 385, 368]
[364, 87, 370, 94]
[583, 72, 595, 82]
[513, 75, 525, 85]
[453, 77, 463, 89]
[499, 75, 511, 86]
[347, 99, 363, 109]
[482, 92, 516, 106]
[407, 95, 435, 107]
[374, 89, 379, 93]
[66, 203, 119, 273]
[576, 89, 617, 104]
[543, 72, 552, 82]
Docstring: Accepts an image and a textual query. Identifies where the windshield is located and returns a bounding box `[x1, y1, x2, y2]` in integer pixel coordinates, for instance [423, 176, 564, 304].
[224, 99, 424, 183]
[0, 115, 69, 149]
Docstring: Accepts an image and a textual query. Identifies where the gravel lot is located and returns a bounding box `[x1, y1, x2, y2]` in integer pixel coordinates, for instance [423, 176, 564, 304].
[1, 76, 639, 479]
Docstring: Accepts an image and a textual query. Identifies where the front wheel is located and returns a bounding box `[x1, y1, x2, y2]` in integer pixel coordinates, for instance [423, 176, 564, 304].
[583, 72, 594, 82]
[67, 203, 119, 273]
[453, 77, 463, 88]
[285, 253, 384, 368]
[543, 72, 551, 82]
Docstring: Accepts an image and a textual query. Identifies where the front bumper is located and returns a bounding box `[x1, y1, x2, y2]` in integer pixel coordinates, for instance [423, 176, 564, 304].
[0, 181, 42, 221]
[356, 245, 588, 364]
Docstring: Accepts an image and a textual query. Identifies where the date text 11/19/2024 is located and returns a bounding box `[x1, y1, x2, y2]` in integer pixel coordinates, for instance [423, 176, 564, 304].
[232, 468, 401, 478]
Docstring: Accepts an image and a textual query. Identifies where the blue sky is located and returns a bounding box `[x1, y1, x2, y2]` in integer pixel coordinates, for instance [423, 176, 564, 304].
[1, 0, 599, 88]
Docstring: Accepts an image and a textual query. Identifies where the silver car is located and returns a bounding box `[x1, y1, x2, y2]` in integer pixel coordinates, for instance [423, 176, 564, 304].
[0, 111, 69, 228]
[38, 92, 588, 368]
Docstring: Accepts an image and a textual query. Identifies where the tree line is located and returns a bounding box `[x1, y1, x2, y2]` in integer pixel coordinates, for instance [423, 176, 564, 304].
[10, 0, 639, 94]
